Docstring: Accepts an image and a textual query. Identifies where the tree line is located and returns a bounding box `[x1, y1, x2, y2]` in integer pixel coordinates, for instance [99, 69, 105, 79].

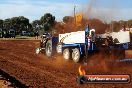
[0, 13, 132, 35]
[0, 13, 55, 35]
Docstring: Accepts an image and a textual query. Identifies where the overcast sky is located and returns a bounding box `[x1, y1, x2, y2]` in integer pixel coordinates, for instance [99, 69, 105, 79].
[0, 0, 132, 23]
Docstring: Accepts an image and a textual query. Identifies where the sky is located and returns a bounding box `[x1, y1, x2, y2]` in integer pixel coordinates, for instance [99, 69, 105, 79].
[0, 0, 132, 23]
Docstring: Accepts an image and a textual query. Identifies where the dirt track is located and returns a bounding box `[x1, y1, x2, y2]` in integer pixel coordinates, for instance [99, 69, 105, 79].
[0, 40, 132, 88]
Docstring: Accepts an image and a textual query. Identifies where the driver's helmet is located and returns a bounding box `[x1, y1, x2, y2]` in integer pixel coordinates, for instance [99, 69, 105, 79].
[43, 32, 50, 38]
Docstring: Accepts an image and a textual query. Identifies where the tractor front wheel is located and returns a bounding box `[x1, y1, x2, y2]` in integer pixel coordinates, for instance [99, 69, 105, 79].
[45, 40, 52, 57]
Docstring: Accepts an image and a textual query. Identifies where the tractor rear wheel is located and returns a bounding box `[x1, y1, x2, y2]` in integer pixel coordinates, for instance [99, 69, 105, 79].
[35, 48, 41, 54]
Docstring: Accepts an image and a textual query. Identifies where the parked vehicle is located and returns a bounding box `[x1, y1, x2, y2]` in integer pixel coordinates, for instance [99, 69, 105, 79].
[8, 29, 16, 38]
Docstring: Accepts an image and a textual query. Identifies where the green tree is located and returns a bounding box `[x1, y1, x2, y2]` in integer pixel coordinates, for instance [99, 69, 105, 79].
[19, 16, 29, 31]
[0, 19, 3, 28]
[40, 13, 55, 32]
[32, 20, 41, 31]
[3, 18, 11, 31]
[9, 16, 30, 34]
